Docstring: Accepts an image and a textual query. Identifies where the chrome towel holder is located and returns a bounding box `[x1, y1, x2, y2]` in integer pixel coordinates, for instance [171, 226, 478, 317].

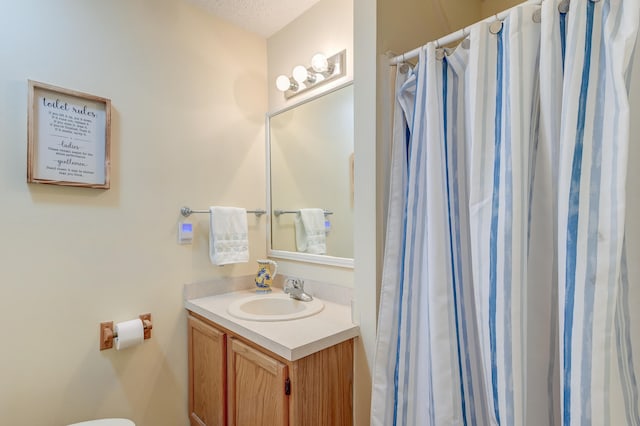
[273, 209, 333, 217]
[180, 206, 266, 218]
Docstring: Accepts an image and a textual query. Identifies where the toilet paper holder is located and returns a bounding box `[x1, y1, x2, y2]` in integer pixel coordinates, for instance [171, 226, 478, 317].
[100, 313, 152, 351]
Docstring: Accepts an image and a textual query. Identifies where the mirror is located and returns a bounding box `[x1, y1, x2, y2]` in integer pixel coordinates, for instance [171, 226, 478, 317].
[267, 83, 354, 268]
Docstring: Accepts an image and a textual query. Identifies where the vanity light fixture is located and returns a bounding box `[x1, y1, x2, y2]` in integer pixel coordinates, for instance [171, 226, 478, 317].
[292, 65, 316, 85]
[311, 53, 333, 74]
[275, 50, 346, 99]
[276, 75, 298, 92]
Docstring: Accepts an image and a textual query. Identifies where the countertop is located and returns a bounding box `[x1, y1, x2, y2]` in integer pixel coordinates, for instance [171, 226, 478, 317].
[185, 288, 360, 361]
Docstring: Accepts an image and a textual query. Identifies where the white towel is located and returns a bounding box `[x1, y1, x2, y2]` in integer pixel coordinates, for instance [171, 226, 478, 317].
[295, 208, 326, 254]
[209, 206, 249, 266]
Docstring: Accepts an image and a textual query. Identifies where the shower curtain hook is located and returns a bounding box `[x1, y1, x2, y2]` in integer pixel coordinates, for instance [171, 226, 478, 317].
[435, 39, 441, 49]
[490, 14, 504, 34]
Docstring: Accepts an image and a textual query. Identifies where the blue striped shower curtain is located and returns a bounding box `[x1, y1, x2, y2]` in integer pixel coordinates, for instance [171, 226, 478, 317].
[371, 1, 640, 425]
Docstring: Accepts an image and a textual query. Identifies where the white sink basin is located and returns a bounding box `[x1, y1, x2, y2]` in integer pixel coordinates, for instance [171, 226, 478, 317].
[227, 294, 324, 321]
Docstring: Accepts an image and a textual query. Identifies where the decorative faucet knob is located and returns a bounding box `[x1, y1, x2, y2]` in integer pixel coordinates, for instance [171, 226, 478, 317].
[283, 278, 313, 302]
[284, 278, 304, 292]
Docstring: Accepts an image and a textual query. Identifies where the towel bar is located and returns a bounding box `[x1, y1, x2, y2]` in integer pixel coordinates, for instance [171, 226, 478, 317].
[273, 209, 333, 217]
[180, 207, 266, 217]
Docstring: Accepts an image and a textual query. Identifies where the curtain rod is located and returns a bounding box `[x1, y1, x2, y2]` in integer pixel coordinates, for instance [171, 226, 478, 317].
[389, 0, 544, 65]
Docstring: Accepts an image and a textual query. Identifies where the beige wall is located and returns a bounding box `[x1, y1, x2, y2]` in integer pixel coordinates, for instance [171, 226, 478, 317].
[0, 0, 266, 424]
[265, 0, 355, 287]
[267, 0, 354, 113]
[0, 0, 530, 424]
[379, 0, 482, 58]
[481, 0, 523, 19]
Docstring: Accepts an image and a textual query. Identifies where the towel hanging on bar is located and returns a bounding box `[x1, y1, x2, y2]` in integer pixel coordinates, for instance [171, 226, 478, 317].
[208, 206, 249, 266]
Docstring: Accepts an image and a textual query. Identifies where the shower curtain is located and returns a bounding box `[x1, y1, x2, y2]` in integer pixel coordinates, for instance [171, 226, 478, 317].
[371, 1, 640, 425]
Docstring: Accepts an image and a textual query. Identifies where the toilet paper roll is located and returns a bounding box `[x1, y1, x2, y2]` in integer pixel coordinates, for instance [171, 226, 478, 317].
[115, 319, 144, 350]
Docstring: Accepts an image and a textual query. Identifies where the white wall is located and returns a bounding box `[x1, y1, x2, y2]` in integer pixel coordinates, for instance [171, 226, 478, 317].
[353, 0, 378, 423]
[0, 0, 266, 424]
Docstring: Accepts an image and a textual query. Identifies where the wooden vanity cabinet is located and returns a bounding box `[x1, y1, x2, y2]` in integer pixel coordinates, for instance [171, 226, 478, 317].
[228, 338, 288, 425]
[188, 315, 227, 426]
[187, 311, 354, 426]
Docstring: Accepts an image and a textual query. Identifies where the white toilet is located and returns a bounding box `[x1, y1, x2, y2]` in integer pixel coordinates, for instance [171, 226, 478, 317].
[68, 419, 135, 426]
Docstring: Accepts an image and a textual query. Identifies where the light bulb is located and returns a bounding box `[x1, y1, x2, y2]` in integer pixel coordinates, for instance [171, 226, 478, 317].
[276, 75, 293, 92]
[292, 65, 308, 84]
[311, 53, 329, 73]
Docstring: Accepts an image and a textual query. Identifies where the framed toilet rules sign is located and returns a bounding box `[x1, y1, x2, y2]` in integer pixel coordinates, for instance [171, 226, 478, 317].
[27, 80, 111, 189]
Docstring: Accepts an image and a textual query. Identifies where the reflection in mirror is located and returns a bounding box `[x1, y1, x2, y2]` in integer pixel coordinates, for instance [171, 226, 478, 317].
[268, 84, 354, 266]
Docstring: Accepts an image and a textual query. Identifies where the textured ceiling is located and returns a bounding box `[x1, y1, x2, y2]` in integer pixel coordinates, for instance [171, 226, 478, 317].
[187, 0, 322, 38]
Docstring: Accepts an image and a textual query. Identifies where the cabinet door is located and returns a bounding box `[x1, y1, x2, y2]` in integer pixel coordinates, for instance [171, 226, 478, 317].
[289, 339, 354, 425]
[227, 338, 288, 426]
[188, 315, 226, 426]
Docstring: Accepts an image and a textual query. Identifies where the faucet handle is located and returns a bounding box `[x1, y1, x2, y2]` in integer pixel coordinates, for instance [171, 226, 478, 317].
[283, 278, 313, 301]
[284, 278, 304, 292]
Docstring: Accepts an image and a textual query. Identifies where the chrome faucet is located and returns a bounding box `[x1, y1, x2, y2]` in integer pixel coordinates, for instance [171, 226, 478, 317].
[283, 278, 313, 302]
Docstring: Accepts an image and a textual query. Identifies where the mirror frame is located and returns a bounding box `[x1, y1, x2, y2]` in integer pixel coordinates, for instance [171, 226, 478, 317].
[266, 81, 354, 268]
